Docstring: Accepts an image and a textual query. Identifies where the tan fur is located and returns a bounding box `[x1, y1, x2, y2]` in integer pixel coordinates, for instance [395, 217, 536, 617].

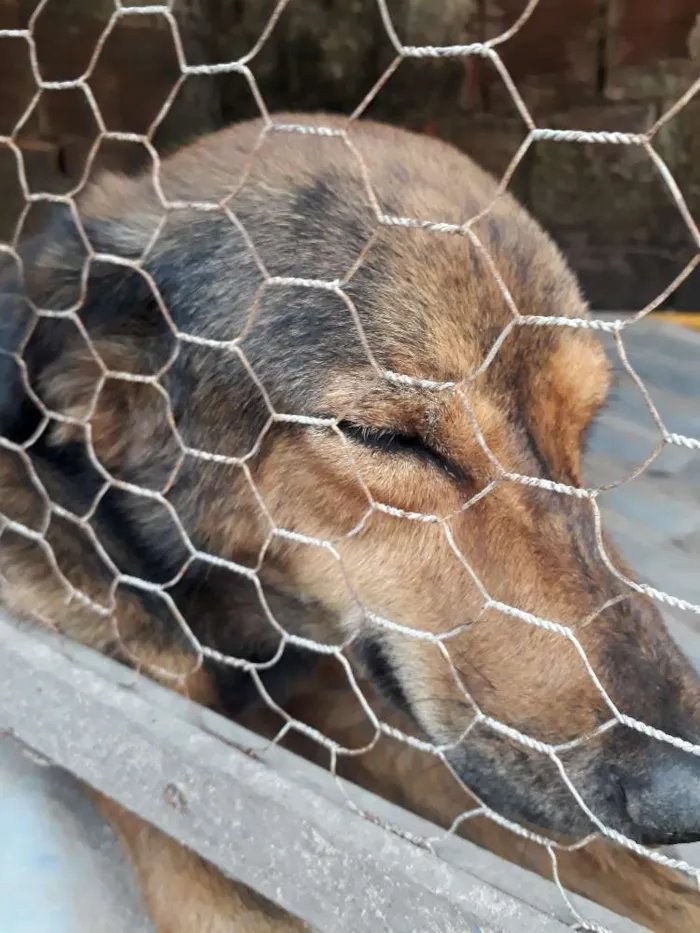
[2, 113, 699, 933]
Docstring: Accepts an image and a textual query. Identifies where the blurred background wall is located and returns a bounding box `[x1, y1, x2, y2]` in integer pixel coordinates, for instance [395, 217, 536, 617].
[0, 0, 698, 311]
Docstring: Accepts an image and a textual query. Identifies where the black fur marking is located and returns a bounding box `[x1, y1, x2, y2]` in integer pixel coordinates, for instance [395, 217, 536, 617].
[355, 636, 413, 718]
[208, 643, 320, 716]
[524, 424, 553, 480]
[486, 216, 502, 250]
[338, 420, 471, 485]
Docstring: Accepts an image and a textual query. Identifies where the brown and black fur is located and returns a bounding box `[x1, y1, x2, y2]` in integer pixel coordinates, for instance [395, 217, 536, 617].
[2, 113, 700, 932]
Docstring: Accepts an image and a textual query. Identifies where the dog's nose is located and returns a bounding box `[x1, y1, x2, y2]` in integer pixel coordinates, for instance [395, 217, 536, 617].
[615, 742, 700, 845]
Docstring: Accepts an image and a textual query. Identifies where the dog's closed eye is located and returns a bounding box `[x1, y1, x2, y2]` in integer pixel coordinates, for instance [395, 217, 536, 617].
[337, 420, 468, 483]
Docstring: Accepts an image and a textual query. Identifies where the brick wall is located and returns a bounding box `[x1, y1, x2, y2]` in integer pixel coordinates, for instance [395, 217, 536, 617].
[0, 0, 698, 309]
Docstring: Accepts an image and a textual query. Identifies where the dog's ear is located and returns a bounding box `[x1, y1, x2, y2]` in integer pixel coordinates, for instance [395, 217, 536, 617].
[39, 339, 176, 476]
[2, 210, 178, 479]
[0, 238, 53, 445]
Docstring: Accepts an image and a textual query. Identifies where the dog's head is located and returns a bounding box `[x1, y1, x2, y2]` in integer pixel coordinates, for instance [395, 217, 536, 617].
[6, 114, 700, 846]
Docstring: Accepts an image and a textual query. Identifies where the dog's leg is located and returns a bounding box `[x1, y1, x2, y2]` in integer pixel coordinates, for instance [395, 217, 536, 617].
[81, 642, 312, 933]
[79, 643, 311, 933]
[93, 793, 310, 933]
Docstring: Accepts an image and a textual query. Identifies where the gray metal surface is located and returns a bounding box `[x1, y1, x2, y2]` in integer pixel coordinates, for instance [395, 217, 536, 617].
[0, 614, 648, 933]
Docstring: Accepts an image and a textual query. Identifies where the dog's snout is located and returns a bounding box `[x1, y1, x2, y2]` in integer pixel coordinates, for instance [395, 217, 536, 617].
[613, 742, 700, 845]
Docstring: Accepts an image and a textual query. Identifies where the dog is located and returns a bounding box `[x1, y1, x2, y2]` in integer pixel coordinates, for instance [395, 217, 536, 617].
[1, 113, 700, 932]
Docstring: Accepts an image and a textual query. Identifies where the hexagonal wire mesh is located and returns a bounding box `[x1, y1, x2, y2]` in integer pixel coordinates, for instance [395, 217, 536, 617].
[0, 1, 700, 932]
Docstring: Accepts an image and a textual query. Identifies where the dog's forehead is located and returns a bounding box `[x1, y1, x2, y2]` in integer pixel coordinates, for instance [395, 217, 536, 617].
[241, 199, 608, 425]
[265, 157, 594, 389]
[82, 120, 608, 423]
[339, 209, 598, 391]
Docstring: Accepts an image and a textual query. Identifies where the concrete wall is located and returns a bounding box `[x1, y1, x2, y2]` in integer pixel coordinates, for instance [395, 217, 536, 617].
[0, 0, 698, 308]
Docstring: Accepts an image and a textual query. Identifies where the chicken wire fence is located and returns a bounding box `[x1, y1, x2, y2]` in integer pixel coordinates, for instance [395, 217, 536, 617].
[0, 1, 699, 932]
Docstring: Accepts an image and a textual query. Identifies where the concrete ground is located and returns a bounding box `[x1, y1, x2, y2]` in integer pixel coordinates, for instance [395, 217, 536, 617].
[0, 739, 153, 933]
[585, 319, 700, 663]
[1, 315, 699, 931]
